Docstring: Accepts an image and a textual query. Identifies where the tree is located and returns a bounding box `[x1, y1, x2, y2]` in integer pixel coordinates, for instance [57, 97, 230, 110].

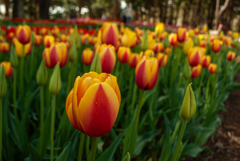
[39, 0, 51, 19]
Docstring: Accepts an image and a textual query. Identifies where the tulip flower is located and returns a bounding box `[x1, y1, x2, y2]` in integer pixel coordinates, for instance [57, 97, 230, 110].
[188, 29, 195, 37]
[183, 39, 193, 55]
[194, 28, 200, 35]
[118, 47, 131, 63]
[0, 62, 14, 78]
[227, 51, 236, 61]
[199, 40, 206, 47]
[34, 35, 42, 46]
[60, 34, 67, 42]
[155, 22, 164, 36]
[232, 32, 239, 39]
[143, 49, 155, 57]
[165, 47, 172, 55]
[211, 39, 221, 53]
[66, 72, 121, 137]
[135, 27, 143, 37]
[177, 28, 187, 42]
[159, 31, 167, 41]
[98, 44, 116, 73]
[188, 47, 202, 67]
[44, 35, 55, 48]
[140, 30, 149, 51]
[128, 53, 141, 69]
[82, 48, 94, 66]
[202, 26, 208, 33]
[135, 56, 158, 90]
[153, 42, 164, 53]
[13, 38, 32, 57]
[168, 33, 178, 46]
[208, 63, 217, 74]
[40, 27, 48, 35]
[81, 33, 90, 45]
[16, 25, 31, 44]
[191, 64, 202, 79]
[156, 53, 168, 67]
[0, 42, 10, 53]
[101, 22, 119, 47]
[121, 28, 138, 48]
[201, 55, 211, 68]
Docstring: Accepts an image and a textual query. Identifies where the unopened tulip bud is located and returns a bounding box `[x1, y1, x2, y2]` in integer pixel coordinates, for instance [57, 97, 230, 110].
[191, 65, 202, 79]
[10, 45, 19, 68]
[183, 61, 191, 79]
[183, 39, 193, 55]
[118, 47, 131, 63]
[140, 30, 149, 51]
[49, 63, 61, 95]
[212, 39, 221, 53]
[90, 53, 102, 74]
[188, 48, 202, 67]
[82, 48, 94, 66]
[227, 51, 236, 61]
[201, 55, 211, 68]
[16, 25, 31, 44]
[208, 63, 217, 74]
[180, 84, 196, 121]
[0, 66, 7, 99]
[168, 33, 178, 46]
[69, 39, 77, 62]
[177, 28, 187, 42]
[36, 59, 48, 86]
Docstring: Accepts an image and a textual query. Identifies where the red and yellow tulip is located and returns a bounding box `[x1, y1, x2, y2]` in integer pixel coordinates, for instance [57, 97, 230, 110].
[101, 22, 119, 47]
[227, 51, 236, 61]
[156, 53, 168, 67]
[188, 47, 202, 67]
[208, 63, 217, 74]
[44, 35, 55, 48]
[16, 25, 31, 44]
[82, 48, 94, 65]
[191, 64, 202, 79]
[13, 38, 32, 57]
[118, 47, 131, 63]
[0, 62, 14, 78]
[34, 35, 42, 46]
[168, 33, 178, 46]
[98, 44, 116, 73]
[211, 39, 221, 53]
[128, 53, 141, 69]
[153, 42, 164, 53]
[201, 55, 211, 68]
[0, 42, 10, 53]
[183, 39, 193, 55]
[177, 28, 187, 42]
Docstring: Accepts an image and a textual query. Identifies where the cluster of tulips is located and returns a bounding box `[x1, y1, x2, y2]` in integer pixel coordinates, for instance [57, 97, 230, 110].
[0, 21, 239, 161]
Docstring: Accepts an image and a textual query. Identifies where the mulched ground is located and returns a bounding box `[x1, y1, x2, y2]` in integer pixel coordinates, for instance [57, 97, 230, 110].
[183, 71, 240, 161]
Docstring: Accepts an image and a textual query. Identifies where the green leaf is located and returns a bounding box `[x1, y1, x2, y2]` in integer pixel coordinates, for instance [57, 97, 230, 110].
[29, 144, 41, 161]
[97, 132, 125, 161]
[181, 143, 203, 158]
[122, 153, 131, 161]
[134, 130, 160, 155]
[158, 128, 171, 161]
[55, 142, 71, 161]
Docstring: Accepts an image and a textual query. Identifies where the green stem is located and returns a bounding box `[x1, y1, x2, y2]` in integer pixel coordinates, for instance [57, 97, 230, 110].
[90, 137, 98, 161]
[129, 90, 145, 156]
[67, 62, 74, 94]
[198, 68, 205, 97]
[118, 64, 124, 88]
[78, 133, 85, 161]
[20, 46, 25, 109]
[86, 136, 90, 159]
[172, 120, 187, 161]
[127, 70, 134, 107]
[130, 84, 138, 113]
[40, 87, 44, 143]
[170, 120, 181, 143]
[0, 99, 2, 161]
[224, 61, 230, 85]
[51, 95, 56, 161]
[114, 60, 120, 76]
[205, 75, 212, 101]
[13, 70, 18, 126]
[29, 45, 35, 82]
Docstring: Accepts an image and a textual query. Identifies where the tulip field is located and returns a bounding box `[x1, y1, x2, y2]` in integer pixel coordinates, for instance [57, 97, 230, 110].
[0, 21, 239, 161]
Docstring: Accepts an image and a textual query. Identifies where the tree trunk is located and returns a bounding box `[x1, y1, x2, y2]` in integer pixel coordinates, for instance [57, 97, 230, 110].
[39, 0, 50, 19]
[168, 1, 173, 24]
[215, 0, 230, 29]
[18, 0, 24, 18]
[4, 0, 9, 18]
[159, 0, 162, 22]
[154, 0, 158, 22]
[12, 0, 18, 18]
[193, 0, 201, 27]
[175, 2, 181, 25]
[207, 0, 215, 29]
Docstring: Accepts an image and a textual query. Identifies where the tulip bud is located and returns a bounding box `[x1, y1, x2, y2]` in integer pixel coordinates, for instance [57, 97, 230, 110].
[101, 22, 119, 47]
[16, 25, 31, 44]
[10, 45, 19, 68]
[208, 63, 217, 74]
[180, 83, 196, 121]
[69, 39, 77, 62]
[177, 28, 187, 42]
[30, 32, 35, 44]
[227, 51, 236, 61]
[153, 42, 165, 53]
[191, 64, 202, 79]
[155, 22, 164, 36]
[165, 47, 172, 55]
[44, 35, 55, 48]
[128, 53, 140, 69]
[156, 53, 168, 67]
[188, 47, 202, 67]
[183, 39, 193, 55]
[0, 62, 14, 78]
[36, 59, 48, 86]
[168, 33, 178, 46]
[0, 42, 10, 53]
[0, 66, 7, 99]
[201, 55, 211, 68]
[49, 63, 61, 95]
[82, 48, 94, 66]
[183, 62, 192, 79]
[211, 39, 221, 53]
[118, 47, 131, 63]
[90, 53, 102, 74]
[98, 44, 116, 73]
[140, 30, 149, 51]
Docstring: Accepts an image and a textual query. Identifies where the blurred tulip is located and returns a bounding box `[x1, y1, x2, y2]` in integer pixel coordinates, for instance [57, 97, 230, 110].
[16, 25, 31, 44]
[194, 28, 199, 35]
[128, 53, 141, 68]
[232, 32, 239, 39]
[219, 31, 224, 40]
[118, 47, 131, 63]
[153, 42, 164, 53]
[0, 62, 14, 78]
[155, 22, 164, 36]
[199, 40, 206, 47]
[101, 22, 119, 47]
[177, 28, 187, 42]
[82, 48, 94, 65]
[135, 27, 143, 37]
[121, 28, 138, 48]
[201, 55, 211, 68]
[148, 35, 156, 50]
[191, 64, 202, 79]
[81, 34, 90, 45]
[140, 30, 149, 51]
[44, 35, 55, 48]
[49, 63, 61, 95]
[168, 33, 178, 46]
[188, 29, 195, 37]
[188, 47, 202, 66]
[60, 34, 67, 42]
[156, 53, 168, 67]
[227, 51, 236, 61]
[0, 42, 10, 53]
[135, 56, 158, 90]
[208, 63, 217, 74]
[211, 39, 221, 53]
[159, 31, 167, 41]
[98, 44, 116, 73]
[40, 27, 48, 35]
[202, 26, 208, 33]
[183, 39, 194, 55]
[34, 35, 42, 46]
[143, 49, 155, 57]
[66, 72, 121, 137]
[165, 47, 172, 55]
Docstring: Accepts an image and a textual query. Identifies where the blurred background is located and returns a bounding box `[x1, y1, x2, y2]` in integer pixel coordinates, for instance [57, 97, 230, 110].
[0, 0, 239, 31]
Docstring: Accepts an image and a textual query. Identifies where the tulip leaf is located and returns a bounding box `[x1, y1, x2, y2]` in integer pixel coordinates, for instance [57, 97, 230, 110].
[55, 142, 71, 161]
[67, 131, 79, 161]
[97, 131, 125, 161]
[122, 153, 131, 161]
[29, 144, 41, 161]
[181, 143, 203, 158]
[134, 130, 160, 155]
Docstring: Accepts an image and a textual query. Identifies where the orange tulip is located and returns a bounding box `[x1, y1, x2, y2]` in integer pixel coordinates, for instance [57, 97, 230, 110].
[82, 48, 94, 65]
[208, 63, 217, 74]
[13, 38, 31, 57]
[16, 25, 31, 44]
[191, 65, 202, 79]
[40, 27, 48, 35]
[156, 53, 168, 67]
[0, 42, 10, 53]
[128, 53, 141, 69]
[227, 51, 236, 61]
[60, 34, 68, 42]
[135, 56, 158, 90]
[66, 72, 121, 137]
[188, 47, 202, 67]
[101, 22, 119, 47]
[201, 55, 211, 68]
[34, 35, 42, 46]
[165, 47, 172, 55]
[153, 42, 164, 53]
[99, 44, 116, 73]
[118, 47, 131, 63]
[177, 28, 187, 42]
[168, 33, 178, 46]
[0, 62, 14, 78]
[44, 35, 55, 48]
[211, 39, 221, 53]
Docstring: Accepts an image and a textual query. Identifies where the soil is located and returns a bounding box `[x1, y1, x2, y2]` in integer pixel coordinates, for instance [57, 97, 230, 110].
[182, 70, 240, 161]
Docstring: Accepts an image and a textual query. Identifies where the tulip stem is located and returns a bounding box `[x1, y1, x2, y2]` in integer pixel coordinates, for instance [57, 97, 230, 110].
[78, 133, 85, 161]
[50, 95, 56, 161]
[170, 120, 181, 143]
[20, 46, 25, 109]
[172, 120, 187, 161]
[90, 137, 98, 161]
[29, 45, 35, 82]
[224, 61, 230, 86]
[131, 84, 138, 113]
[118, 64, 124, 88]
[13, 70, 18, 126]
[0, 99, 2, 161]
[127, 70, 134, 107]
[40, 86, 44, 144]
[86, 135, 90, 158]
[198, 68, 205, 97]
[67, 62, 74, 94]
[114, 60, 120, 76]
